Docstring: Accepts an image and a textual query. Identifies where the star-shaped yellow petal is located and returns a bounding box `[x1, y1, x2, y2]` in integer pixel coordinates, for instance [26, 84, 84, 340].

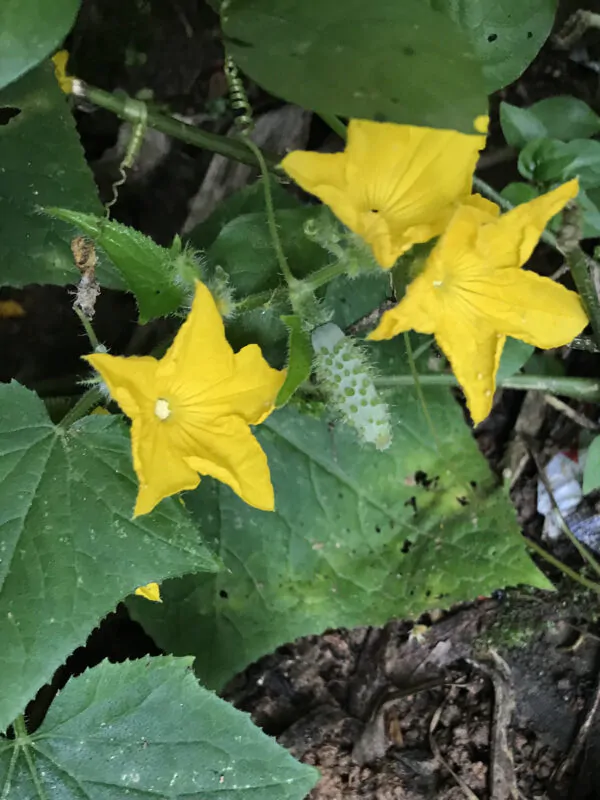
[86, 281, 286, 516]
[281, 119, 487, 269]
[369, 179, 588, 424]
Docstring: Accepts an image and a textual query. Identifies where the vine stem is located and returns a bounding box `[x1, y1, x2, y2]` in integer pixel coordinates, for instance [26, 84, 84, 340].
[71, 80, 281, 172]
[374, 373, 600, 402]
[57, 388, 104, 429]
[318, 113, 348, 141]
[524, 537, 600, 595]
[73, 305, 100, 351]
[242, 136, 298, 288]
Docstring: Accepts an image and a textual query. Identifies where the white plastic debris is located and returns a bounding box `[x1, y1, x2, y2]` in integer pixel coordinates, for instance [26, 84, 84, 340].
[537, 451, 584, 541]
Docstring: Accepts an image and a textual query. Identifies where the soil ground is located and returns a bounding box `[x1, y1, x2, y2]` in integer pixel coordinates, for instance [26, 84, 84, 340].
[7, 1, 600, 797]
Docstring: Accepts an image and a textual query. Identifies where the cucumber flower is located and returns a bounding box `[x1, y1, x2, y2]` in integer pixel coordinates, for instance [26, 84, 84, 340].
[281, 118, 487, 269]
[368, 179, 588, 424]
[86, 281, 286, 517]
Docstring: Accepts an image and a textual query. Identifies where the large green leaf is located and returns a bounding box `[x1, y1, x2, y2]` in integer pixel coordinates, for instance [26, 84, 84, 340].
[130, 338, 550, 690]
[0, 657, 318, 799]
[46, 208, 186, 322]
[0, 382, 219, 734]
[0, 0, 80, 89]
[223, 0, 487, 132]
[432, 0, 556, 92]
[0, 62, 122, 288]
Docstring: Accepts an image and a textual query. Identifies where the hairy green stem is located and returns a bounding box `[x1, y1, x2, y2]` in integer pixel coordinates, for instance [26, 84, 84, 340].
[563, 243, 600, 345]
[73, 305, 100, 351]
[524, 538, 600, 595]
[302, 261, 348, 291]
[375, 373, 600, 401]
[242, 137, 298, 288]
[73, 81, 281, 171]
[58, 388, 103, 429]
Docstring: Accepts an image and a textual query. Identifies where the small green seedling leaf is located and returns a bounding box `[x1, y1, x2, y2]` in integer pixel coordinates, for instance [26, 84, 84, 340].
[0, 657, 318, 799]
[500, 102, 547, 149]
[223, 0, 487, 132]
[0, 382, 219, 734]
[276, 315, 313, 407]
[0, 0, 80, 89]
[500, 182, 540, 207]
[518, 138, 600, 188]
[583, 436, 600, 495]
[526, 96, 600, 142]
[46, 208, 186, 322]
[0, 62, 121, 288]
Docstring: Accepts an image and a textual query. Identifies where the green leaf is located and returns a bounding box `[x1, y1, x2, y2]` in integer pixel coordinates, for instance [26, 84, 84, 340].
[0, 0, 80, 89]
[579, 188, 600, 239]
[325, 272, 391, 330]
[527, 96, 600, 142]
[518, 137, 600, 188]
[187, 178, 298, 251]
[497, 337, 534, 381]
[207, 208, 331, 297]
[500, 182, 540, 207]
[0, 657, 318, 799]
[276, 316, 313, 407]
[584, 436, 600, 495]
[223, 0, 487, 132]
[0, 382, 219, 734]
[432, 0, 557, 92]
[0, 62, 122, 288]
[130, 339, 550, 690]
[46, 208, 186, 322]
[500, 102, 547, 149]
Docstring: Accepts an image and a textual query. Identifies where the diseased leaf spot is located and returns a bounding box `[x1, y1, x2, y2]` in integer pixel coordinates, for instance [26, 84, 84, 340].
[402, 45, 415, 57]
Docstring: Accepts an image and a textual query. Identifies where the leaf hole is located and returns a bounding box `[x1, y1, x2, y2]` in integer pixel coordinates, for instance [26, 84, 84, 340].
[401, 539, 413, 554]
[0, 107, 21, 125]
[404, 496, 418, 513]
[402, 45, 416, 56]
[425, 589, 432, 598]
[219, 589, 228, 599]
[469, 480, 478, 489]
[487, 33, 498, 42]
[375, 524, 382, 533]
[456, 496, 469, 506]
[527, 31, 533, 38]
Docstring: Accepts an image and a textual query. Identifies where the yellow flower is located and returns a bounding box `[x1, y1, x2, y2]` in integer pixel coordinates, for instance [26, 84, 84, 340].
[52, 50, 74, 94]
[281, 119, 487, 269]
[135, 582, 161, 602]
[369, 179, 588, 424]
[86, 281, 286, 516]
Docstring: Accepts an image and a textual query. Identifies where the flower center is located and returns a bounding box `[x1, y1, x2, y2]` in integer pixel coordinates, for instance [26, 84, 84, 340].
[154, 397, 171, 421]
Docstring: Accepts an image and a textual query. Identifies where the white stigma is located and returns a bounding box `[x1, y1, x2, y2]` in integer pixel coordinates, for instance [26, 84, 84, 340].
[154, 398, 171, 420]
